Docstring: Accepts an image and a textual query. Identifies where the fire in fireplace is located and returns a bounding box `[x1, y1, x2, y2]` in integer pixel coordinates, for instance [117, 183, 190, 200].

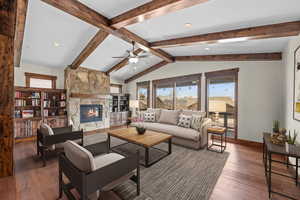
[80, 104, 102, 123]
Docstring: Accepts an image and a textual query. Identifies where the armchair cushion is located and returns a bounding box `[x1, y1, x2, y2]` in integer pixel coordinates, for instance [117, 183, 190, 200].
[40, 123, 54, 136]
[64, 141, 125, 172]
[94, 153, 124, 170]
[64, 141, 95, 172]
[40, 123, 55, 150]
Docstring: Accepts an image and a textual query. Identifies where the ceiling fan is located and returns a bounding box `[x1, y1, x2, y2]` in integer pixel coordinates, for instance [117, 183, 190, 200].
[112, 41, 149, 64]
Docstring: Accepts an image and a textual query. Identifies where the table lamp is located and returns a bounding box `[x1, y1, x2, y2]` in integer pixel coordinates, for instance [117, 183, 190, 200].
[129, 100, 139, 118]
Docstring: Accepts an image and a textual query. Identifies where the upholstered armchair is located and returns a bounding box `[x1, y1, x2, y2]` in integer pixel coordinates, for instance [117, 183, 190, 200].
[37, 124, 84, 166]
[59, 140, 140, 200]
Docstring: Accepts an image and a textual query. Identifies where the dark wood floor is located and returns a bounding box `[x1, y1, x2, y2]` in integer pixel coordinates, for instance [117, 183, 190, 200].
[1, 134, 299, 200]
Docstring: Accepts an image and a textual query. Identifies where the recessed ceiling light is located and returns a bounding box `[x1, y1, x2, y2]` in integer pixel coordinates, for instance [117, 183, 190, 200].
[53, 42, 60, 47]
[205, 47, 210, 50]
[185, 23, 192, 28]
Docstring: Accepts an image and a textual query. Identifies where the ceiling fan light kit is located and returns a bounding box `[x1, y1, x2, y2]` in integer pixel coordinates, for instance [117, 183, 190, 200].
[112, 41, 149, 64]
[129, 57, 139, 63]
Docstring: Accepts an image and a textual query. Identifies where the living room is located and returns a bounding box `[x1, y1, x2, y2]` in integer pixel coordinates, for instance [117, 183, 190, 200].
[1, 0, 300, 199]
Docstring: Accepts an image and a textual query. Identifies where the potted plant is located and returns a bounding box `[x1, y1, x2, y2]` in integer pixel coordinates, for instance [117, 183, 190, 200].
[135, 118, 146, 135]
[273, 120, 280, 133]
[285, 130, 298, 152]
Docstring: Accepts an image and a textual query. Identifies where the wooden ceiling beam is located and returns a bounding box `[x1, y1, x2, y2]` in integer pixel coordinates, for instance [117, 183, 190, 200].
[125, 61, 169, 83]
[175, 53, 282, 62]
[111, 0, 209, 29]
[14, 0, 29, 67]
[70, 30, 109, 69]
[41, 0, 113, 32]
[41, 0, 174, 63]
[106, 48, 143, 74]
[151, 21, 300, 48]
[125, 52, 282, 83]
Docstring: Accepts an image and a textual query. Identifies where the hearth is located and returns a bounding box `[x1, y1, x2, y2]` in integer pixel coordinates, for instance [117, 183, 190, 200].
[80, 104, 102, 123]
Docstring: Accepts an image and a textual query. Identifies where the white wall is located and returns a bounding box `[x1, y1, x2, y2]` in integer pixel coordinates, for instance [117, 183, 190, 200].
[283, 35, 300, 142]
[14, 63, 65, 89]
[125, 61, 284, 142]
[15, 63, 124, 89]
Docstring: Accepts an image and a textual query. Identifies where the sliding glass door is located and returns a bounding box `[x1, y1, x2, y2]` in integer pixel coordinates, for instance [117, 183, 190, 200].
[206, 69, 238, 138]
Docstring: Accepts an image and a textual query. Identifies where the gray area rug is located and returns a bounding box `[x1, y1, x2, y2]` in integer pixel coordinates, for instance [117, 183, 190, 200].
[84, 134, 229, 200]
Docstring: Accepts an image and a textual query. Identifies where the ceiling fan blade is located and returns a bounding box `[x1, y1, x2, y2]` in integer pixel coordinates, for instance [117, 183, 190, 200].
[138, 55, 149, 58]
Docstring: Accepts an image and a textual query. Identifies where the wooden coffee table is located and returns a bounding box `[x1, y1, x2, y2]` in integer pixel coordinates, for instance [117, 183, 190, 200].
[108, 127, 172, 167]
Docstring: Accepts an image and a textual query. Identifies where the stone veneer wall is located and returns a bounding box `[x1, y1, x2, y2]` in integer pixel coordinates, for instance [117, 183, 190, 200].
[65, 67, 111, 131]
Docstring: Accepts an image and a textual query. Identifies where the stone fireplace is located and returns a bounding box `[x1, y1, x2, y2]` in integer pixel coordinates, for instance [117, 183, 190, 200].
[65, 67, 111, 132]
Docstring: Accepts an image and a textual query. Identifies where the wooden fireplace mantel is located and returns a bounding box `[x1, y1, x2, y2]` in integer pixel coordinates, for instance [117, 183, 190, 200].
[70, 93, 108, 99]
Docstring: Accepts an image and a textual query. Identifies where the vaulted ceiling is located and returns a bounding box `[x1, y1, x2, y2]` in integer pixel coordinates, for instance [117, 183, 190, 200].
[21, 0, 300, 82]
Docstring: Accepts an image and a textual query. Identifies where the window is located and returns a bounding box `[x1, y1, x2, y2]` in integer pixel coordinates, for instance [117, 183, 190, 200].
[136, 81, 150, 110]
[153, 74, 201, 110]
[25, 73, 57, 89]
[205, 68, 239, 139]
[155, 84, 174, 110]
[175, 80, 199, 110]
[110, 84, 122, 94]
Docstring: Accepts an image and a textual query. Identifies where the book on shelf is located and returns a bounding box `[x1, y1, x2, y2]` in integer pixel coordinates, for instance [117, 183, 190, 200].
[31, 99, 40, 106]
[42, 92, 49, 99]
[30, 92, 40, 98]
[22, 110, 34, 118]
[15, 91, 22, 98]
[43, 100, 51, 108]
[15, 99, 26, 106]
[44, 109, 48, 117]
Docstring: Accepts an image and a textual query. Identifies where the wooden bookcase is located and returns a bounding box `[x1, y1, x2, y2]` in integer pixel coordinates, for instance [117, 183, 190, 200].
[14, 86, 67, 142]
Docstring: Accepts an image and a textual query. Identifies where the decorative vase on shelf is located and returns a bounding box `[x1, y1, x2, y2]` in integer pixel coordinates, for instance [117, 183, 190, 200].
[285, 142, 290, 153]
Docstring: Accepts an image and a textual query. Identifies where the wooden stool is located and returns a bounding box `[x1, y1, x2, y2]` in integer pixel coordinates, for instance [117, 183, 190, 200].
[207, 127, 227, 153]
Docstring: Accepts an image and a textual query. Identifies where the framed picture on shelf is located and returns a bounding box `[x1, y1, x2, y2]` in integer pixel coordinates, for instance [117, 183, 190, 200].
[293, 44, 300, 121]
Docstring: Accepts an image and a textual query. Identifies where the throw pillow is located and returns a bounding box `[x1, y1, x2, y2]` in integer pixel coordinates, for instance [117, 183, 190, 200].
[191, 115, 204, 131]
[147, 108, 161, 122]
[144, 112, 156, 122]
[158, 109, 180, 125]
[177, 114, 192, 128]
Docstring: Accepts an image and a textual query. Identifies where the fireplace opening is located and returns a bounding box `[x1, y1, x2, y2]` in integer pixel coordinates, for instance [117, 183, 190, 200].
[80, 104, 103, 123]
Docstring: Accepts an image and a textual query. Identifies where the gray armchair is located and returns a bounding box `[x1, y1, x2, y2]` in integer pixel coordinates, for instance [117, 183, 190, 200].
[37, 124, 84, 166]
[59, 140, 140, 200]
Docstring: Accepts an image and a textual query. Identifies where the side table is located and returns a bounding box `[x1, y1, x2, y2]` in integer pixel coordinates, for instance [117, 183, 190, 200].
[263, 132, 299, 200]
[207, 126, 227, 153]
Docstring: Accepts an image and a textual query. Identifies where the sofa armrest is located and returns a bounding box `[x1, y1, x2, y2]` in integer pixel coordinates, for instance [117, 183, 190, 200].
[199, 118, 212, 148]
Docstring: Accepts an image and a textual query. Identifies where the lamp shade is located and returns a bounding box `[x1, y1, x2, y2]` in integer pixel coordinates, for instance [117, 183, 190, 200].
[129, 100, 139, 108]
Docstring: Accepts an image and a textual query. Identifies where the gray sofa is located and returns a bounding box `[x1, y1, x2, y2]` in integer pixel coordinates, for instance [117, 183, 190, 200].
[131, 108, 211, 150]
